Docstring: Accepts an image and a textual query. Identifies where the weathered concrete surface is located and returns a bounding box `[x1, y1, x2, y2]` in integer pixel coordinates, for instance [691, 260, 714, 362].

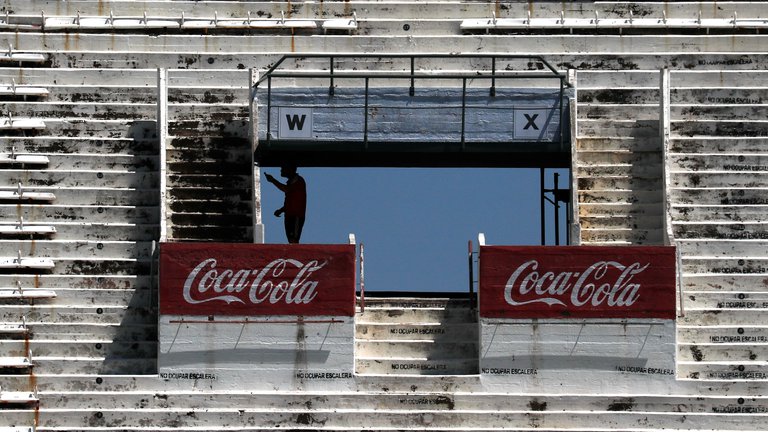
[2, 1, 768, 431]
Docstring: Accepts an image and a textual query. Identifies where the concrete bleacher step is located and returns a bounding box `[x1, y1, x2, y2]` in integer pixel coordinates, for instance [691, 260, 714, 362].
[579, 227, 662, 243]
[0, 373, 482, 394]
[578, 120, 660, 138]
[676, 239, 768, 256]
[578, 136, 661, 152]
[0, 170, 159, 189]
[678, 342, 768, 362]
[578, 103, 659, 120]
[14, 258, 153, 276]
[682, 274, 768, 292]
[355, 340, 478, 359]
[0, 339, 156, 359]
[1, 205, 159, 224]
[578, 189, 662, 204]
[678, 309, 768, 328]
[669, 153, 768, 171]
[678, 325, 768, 345]
[575, 163, 663, 178]
[28, 390, 756, 413]
[0, 305, 153, 325]
[4, 101, 155, 120]
[166, 173, 249, 189]
[672, 119, 768, 137]
[8, 223, 159, 241]
[681, 258, 768, 280]
[668, 186, 768, 204]
[576, 175, 662, 191]
[670, 204, 768, 223]
[23, 324, 156, 342]
[683, 291, 768, 307]
[356, 306, 476, 324]
[356, 357, 478, 375]
[0, 274, 149, 290]
[27, 357, 156, 375]
[1, 287, 149, 307]
[579, 215, 658, 228]
[1, 406, 764, 430]
[356, 322, 477, 341]
[12, 154, 158, 171]
[678, 361, 768, 381]
[167, 227, 252, 242]
[670, 172, 768, 189]
[670, 137, 768, 154]
[673, 222, 768, 240]
[578, 203, 663, 219]
[1, 239, 154, 260]
[2, 136, 158, 155]
[0, 188, 158, 206]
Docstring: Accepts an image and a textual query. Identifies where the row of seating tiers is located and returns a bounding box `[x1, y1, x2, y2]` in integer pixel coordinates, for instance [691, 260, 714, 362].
[663, 70, 768, 381]
[0, 55, 49, 428]
[1, 1, 768, 431]
[573, 67, 768, 381]
[0, 62, 157, 432]
[5, 1, 768, 35]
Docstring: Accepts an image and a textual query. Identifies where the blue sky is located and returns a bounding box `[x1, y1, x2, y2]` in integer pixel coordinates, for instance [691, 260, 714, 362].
[261, 168, 568, 293]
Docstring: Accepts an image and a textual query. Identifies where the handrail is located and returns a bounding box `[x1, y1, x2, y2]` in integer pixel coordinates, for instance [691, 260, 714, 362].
[255, 54, 570, 88]
[468, 240, 475, 311]
[169, 318, 345, 324]
[359, 242, 365, 313]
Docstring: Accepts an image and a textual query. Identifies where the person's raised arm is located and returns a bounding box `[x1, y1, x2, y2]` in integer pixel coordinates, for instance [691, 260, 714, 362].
[264, 172, 287, 191]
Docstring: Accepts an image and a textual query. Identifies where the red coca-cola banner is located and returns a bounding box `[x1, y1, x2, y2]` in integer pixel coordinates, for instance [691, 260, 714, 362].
[479, 246, 676, 319]
[160, 243, 356, 316]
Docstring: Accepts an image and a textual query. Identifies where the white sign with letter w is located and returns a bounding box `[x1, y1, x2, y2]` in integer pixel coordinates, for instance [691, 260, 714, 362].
[278, 107, 313, 139]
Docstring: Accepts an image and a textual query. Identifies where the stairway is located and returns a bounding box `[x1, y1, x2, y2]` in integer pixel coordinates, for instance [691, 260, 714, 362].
[665, 70, 768, 381]
[164, 70, 254, 242]
[355, 297, 479, 375]
[574, 70, 665, 246]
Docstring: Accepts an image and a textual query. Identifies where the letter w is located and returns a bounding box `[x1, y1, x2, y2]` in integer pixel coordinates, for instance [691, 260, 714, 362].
[285, 114, 306, 131]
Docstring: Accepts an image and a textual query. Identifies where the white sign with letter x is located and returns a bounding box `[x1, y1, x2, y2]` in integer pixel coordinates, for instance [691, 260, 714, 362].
[278, 107, 313, 139]
[513, 108, 551, 140]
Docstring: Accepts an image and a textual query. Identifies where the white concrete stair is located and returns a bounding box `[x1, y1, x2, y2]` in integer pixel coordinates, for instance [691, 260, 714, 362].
[355, 297, 478, 375]
[574, 70, 665, 246]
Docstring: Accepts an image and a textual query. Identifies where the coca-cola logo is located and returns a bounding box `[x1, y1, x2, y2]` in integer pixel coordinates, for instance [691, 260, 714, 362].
[182, 258, 327, 305]
[504, 260, 650, 308]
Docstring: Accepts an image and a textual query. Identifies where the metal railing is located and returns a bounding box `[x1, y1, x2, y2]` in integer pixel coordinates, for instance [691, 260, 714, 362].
[359, 242, 365, 313]
[255, 54, 571, 150]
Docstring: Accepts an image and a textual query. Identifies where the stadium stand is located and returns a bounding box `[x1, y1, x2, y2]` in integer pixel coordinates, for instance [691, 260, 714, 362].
[1, 1, 768, 431]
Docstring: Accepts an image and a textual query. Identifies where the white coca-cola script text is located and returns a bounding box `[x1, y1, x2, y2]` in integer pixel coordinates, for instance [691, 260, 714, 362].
[182, 258, 327, 305]
[504, 260, 650, 308]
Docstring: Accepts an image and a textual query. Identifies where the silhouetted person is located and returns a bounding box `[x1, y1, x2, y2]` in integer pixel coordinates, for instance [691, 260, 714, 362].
[265, 165, 306, 243]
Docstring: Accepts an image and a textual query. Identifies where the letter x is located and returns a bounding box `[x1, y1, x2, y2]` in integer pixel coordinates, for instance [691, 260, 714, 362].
[523, 114, 539, 130]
